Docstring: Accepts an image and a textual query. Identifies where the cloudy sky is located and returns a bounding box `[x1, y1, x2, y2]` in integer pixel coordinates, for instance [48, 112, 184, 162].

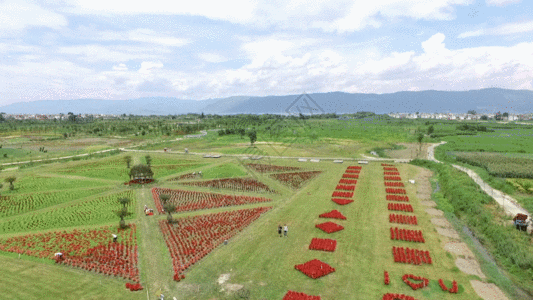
[0, 0, 532, 105]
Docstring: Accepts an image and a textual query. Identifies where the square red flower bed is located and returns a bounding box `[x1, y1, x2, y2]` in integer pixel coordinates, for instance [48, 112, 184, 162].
[295, 259, 335, 279]
[315, 222, 344, 233]
[309, 238, 337, 252]
[283, 291, 321, 300]
[319, 209, 347, 220]
[332, 198, 354, 205]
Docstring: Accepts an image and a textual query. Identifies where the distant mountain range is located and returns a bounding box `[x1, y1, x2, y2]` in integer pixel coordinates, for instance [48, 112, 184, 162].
[1, 88, 532, 115]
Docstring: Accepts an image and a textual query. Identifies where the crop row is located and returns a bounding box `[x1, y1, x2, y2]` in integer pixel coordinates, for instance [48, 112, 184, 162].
[332, 191, 353, 198]
[386, 195, 409, 202]
[158, 207, 271, 279]
[455, 152, 533, 179]
[335, 184, 355, 191]
[384, 182, 404, 187]
[392, 247, 432, 265]
[383, 172, 400, 175]
[342, 173, 358, 179]
[338, 179, 357, 184]
[386, 188, 407, 194]
[388, 203, 413, 212]
[389, 214, 417, 225]
[390, 227, 425, 243]
[269, 171, 322, 189]
[152, 188, 271, 214]
[182, 178, 274, 193]
[383, 167, 398, 171]
[245, 163, 301, 173]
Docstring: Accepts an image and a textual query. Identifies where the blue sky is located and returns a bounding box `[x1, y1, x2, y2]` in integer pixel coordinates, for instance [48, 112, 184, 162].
[0, 0, 532, 105]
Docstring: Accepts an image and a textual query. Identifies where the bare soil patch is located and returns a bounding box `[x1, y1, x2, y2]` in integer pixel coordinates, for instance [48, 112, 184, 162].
[470, 280, 509, 300]
[420, 200, 437, 207]
[456, 259, 486, 278]
[431, 217, 452, 228]
[444, 241, 475, 258]
[436, 227, 461, 239]
[426, 208, 444, 216]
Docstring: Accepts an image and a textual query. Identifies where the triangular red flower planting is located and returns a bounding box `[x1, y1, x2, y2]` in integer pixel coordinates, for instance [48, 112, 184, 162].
[315, 222, 344, 233]
[295, 259, 335, 279]
[332, 198, 353, 205]
[319, 209, 347, 220]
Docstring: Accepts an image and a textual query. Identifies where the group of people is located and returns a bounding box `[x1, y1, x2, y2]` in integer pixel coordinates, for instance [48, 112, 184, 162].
[192, 171, 202, 178]
[278, 224, 289, 237]
[144, 205, 154, 216]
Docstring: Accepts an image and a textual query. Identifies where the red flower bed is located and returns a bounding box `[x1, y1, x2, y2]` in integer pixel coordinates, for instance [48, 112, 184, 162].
[388, 203, 413, 212]
[319, 210, 346, 220]
[402, 274, 429, 291]
[392, 247, 432, 265]
[439, 279, 459, 293]
[124, 178, 154, 185]
[382, 294, 418, 300]
[347, 166, 362, 170]
[386, 188, 407, 194]
[335, 184, 356, 191]
[245, 163, 301, 173]
[332, 198, 354, 205]
[383, 167, 398, 171]
[125, 283, 143, 291]
[309, 238, 337, 252]
[295, 259, 335, 279]
[159, 207, 271, 280]
[152, 188, 272, 214]
[0, 225, 140, 282]
[384, 271, 390, 285]
[384, 176, 402, 181]
[381, 163, 394, 167]
[270, 171, 322, 189]
[169, 172, 197, 181]
[342, 173, 359, 179]
[283, 291, 321, 300]
[385, 182, 405, 187]
[339, 179, 357, 184]
[345, 169, 361, 174]
[387, 195, 410, 202]
[332, 191, 353, 198]
[315, 222, 344, 233]
[384, 172, 400, 175]
[389, 214, 417, 225]
[390, 227, 425, 243]
[182, 178, 274, 193]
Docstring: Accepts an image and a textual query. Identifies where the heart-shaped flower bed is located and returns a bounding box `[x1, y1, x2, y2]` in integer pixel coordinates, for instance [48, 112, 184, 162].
[402, 274, 429, 291]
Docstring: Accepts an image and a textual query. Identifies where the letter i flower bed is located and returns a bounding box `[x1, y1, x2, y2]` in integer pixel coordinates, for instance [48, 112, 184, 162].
[295, 259, 335, 279]
[283, 291, 321, 300]
[308, 238, 337, 252]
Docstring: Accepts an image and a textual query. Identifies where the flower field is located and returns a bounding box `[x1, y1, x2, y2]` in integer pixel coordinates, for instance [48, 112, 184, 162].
[389, 214, 417, 225]
[332, 191, 353, 198]
[269, 171, 322, 189]
[294, 259, 335, 279]
[181, 177, 274, 193]
[315, 222, 344, 234]
[245, 163, 301, 173]
[392, 247, 432, 265]
[390, 227, 425, 243]
[319, 210, 346, 220]
[384, 181, 404, 187]
[386, 195, 409, 202]
[385, 188, 407, 194]
[387, 203, 414, 212]
[151, 188, 272, 213]
[0, 225, 139, 282]
[308, 238, 337, 252]
[158, 207, 271, 280]
[283, 291, 321, 300]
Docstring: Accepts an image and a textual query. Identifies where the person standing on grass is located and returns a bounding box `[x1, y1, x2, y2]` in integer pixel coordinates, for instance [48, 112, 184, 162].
[112, 234, 117, 243]
[278, 225, 282, 237]
[283, 224, 288, 237]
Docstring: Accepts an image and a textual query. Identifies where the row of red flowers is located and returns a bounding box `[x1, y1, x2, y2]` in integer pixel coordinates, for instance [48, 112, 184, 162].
[335, 184, 356, 191]
[332, 191, 353, 198]
[402, 274, 429, 290]
[319, 209, 346, 220]
[388, 203, 414, 212]
[384, 176, 402, 181]
[381, 163, 394, 166]
[389, 214, 417, 225]
[384, 271, 390, 285]
[125, 283, 143, 291]
[345, 169, 361, 174]
[309, 238, 337, 252]
[282, 291, 321, 300]
[392, 247, 432, 265]
[387, 195, 410, 202]
[347, 166, 362, 170]
[384, 171, 400, 175]
[439, 279, 459, 293]
[339, 179, 357, 184]
[295, 259, 335, 279]
[383, 167, 398, 171]
[182, 177, 274, 193]
[385, 181, 404, 187]
[158, 207, 271, 280]
[386, 188, 407, 194]
[390, 227, 425, 243]
[342, 173, 359, 179]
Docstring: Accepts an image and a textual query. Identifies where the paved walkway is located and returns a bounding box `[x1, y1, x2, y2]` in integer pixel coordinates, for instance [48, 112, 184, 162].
[428, 142, 531, 228]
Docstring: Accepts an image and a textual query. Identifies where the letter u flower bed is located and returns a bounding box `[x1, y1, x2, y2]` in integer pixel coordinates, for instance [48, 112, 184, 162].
[282, 291, 321, 300]
[315, 222, 344, 234]
[308, 238, 337, 252]
[294, 259, 335, 279]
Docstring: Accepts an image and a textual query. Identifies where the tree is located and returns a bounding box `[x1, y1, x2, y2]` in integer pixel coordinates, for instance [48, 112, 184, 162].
[503, 112, 509, 118]
[67, 112, 76, 123]
[124, 155, 132, 168]
[163, 202, 176, 223]
[5, 176, 16, 190]
[129, 164, 153, 182]
[416, 133, 424, 158]
[481, 115, 488, 120]
[248, 130, 257, 146]
[145, 155, 152, 167]
[427, 125, 434, 135]
[118, 197, 131, 209]
[115, 197, 132, 228]
[495, 111, 502, 121]
[159, 194, 170, 204]
[0, 183, 3, 197]
[467, 110, 477, 115]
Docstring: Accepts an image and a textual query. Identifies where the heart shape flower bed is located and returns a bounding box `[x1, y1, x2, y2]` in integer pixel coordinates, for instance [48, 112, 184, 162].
[382, 294, 418, 300]
[402, 274, 429, 290]
[439, 279, 459, 293]
[388, 203, 413, 212]
[309, 238, 337, 252]
[389, 214, 417, 225]
[315, 222, 344, 233]
[387, 195, 410, 202]
[332, 198, 354, 205]
[339, 179, 357, 184]
[319, 210, 347, 220]
[392, 247, 432, 265]
[283, 291, 321, 300]
[295, 259, 335, 279]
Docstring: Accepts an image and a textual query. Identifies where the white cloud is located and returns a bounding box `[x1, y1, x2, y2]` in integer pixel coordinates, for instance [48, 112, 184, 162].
[112, 63, 128, 71]
[486, 0, 521, 6]
[198, 53, 227, 63]
[0, 0, 67, 31]
[58, 44, 169, 62]
[458, 20, 533, 38]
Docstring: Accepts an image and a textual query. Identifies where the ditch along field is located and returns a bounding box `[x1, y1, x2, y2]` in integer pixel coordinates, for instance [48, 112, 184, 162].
[0, 152, 498, 299]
